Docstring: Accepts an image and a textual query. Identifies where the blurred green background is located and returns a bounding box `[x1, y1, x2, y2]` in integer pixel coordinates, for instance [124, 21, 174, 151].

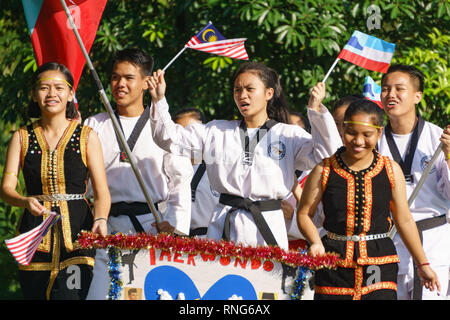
[1, 0, 449, 299]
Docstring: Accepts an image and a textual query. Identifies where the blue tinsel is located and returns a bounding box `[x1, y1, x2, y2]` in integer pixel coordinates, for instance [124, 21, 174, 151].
[291, 249, 312, 300]
[107, 247, 123, 300]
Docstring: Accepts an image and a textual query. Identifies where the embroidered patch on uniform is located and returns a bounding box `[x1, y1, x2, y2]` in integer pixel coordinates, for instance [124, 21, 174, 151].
[267, 141, 286, 160]
[210, 186, 220, 198]
[420, 155, 436, 174]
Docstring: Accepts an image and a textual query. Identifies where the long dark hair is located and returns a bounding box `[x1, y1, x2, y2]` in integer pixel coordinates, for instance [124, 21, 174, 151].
[233, 62, 290, 124]
[28, 62, 78, 119]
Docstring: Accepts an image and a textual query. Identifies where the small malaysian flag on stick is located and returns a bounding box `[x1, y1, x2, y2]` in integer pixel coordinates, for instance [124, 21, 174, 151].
[5, 211, 60, 265]
[163, 21, 249, 71]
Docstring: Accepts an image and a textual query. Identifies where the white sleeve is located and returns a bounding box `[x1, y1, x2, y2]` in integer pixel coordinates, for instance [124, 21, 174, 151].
[162, 153, 193, 235]
[294, 104, 342, 170]
[436, 156, 450, 201]
[150, 97, 204, 164]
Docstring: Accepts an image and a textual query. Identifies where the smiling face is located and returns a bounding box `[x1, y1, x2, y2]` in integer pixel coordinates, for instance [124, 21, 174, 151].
[233, 71, 274, 123]
[342, 112, 382, 162]
[33, 70, 74, 117]
[381, 71, 422, 119]
[111, 61, 149, 111]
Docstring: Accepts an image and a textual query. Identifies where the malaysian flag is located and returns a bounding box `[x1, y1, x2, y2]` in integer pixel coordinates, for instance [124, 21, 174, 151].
[5, 211, 60, 265]
[185, 22, 249, 60]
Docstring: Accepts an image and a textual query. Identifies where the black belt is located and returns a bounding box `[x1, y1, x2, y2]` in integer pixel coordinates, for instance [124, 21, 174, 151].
[219, 194, 281, 246]
[109, 202, 159, 233]
[413, 214, 447, 300]
[189, 227, 208, 237]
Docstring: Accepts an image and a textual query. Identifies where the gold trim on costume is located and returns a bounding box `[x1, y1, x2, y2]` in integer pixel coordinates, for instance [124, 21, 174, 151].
[315, 281, 397, 299]
[57, 121, 78, 252]
[80, 125, 91, 167]
[19, 126, 29, 169]
[321, 158, 331, 193]
[383, 156, 396, 189]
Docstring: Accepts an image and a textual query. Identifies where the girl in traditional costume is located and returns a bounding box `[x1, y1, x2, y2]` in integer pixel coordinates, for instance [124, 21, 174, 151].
[0, 62, 110, 299]
[297, 99, 440, 300]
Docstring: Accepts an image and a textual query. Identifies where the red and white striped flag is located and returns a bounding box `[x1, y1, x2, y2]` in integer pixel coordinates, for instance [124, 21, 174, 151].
[188, 38, 249, 60]
[185, 22, 248, 60]
[5, 212, 60, 265]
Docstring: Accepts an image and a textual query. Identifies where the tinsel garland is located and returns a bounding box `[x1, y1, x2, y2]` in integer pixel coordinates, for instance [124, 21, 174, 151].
[78, 231, 339, 270]
[291, 249, 312, 300]
[107, 246, 123, 300]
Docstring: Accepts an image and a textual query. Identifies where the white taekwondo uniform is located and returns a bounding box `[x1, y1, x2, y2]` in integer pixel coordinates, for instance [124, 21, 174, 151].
[189, 161, 220, 237]
[150, 97, 341, 250]
[378, 118, 450, 300]
[84, 110, 193, 299]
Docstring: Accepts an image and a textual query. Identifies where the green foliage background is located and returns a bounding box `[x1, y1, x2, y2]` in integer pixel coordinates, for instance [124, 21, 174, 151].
[0, 0, 449, 299]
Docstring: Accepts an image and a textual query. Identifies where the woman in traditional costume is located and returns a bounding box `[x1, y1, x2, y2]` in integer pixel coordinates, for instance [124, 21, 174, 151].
[297, 99, 440, 300]
[0, 62, 110, 299]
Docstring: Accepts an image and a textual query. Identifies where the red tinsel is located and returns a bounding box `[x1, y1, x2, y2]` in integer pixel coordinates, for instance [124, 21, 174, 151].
[77, 231, 339, 270]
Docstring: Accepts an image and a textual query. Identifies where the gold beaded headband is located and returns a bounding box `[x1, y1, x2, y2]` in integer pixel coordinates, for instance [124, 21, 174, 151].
[36, 77, 73, 88]
[343, 120, 382, 129]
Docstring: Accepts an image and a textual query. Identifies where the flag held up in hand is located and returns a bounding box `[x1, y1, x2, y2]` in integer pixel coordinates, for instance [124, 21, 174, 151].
[163, 21, 249, 71]
[322, 30, 396, 82]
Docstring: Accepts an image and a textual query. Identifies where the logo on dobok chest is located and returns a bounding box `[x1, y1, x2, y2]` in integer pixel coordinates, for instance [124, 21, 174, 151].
[420, 155, 436, 174]
[267, 141, 286, 160]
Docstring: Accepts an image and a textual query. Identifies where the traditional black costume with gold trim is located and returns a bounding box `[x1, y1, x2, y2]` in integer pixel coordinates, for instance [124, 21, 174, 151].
[17, 120, 95, 300]
[314, 147, 400, 300]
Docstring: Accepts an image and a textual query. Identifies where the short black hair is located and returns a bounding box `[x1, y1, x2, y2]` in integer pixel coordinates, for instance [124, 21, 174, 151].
[28, 62, 78, 119]
[332, 94, 364, 114]
[381, 64, 424, 92]
[173, 107, 206, 124]
[344, 99, 384, 128]
[112, 48, 154, 77]
[288, 109, 311, 132]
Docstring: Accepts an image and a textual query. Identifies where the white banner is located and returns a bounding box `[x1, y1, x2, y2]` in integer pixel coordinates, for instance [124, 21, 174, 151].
[113, 248, 311, 300]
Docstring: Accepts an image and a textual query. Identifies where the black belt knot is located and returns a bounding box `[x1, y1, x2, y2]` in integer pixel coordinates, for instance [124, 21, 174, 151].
[219, 194, 281, 246]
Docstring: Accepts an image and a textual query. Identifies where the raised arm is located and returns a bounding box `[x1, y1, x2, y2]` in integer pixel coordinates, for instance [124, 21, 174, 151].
[147, 70, 204, 163]
[294, 83, 342, 171]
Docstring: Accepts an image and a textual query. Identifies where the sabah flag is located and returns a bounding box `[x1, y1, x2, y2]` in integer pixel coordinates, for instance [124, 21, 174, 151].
[21, 0, 107, 92]
[185, 22, 249, 60]
[338, 31, 395, 73]
[363, 76, 383, 108]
